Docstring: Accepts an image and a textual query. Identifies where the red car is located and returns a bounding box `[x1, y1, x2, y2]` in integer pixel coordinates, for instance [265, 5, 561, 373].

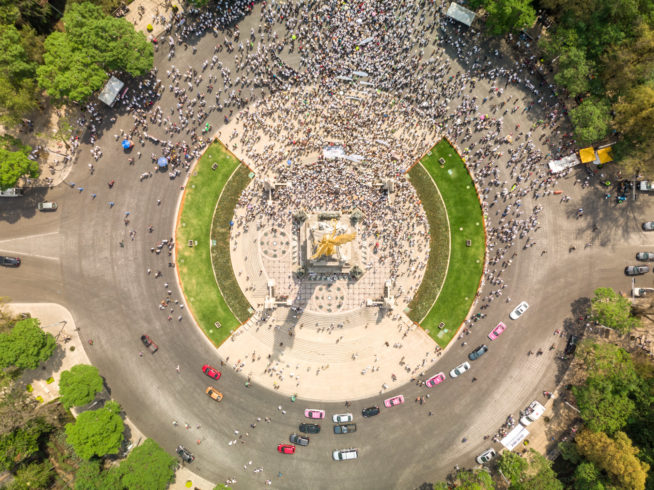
[488, 322, 507, 340]
[304, 409, 325, 419]
[202, 364, 221, 380]
[277, 444, 295, 454]
[384, 395, 405, 408]
[425, 372, 446, 388]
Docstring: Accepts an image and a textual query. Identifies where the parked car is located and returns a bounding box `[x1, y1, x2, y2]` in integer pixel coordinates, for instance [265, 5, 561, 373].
[37, 201, 57, 211]
[449, 362, 471, 378]
[468, 345, 489, 361]
[299, 423, 320, 434]
[636, 252, 654, 261]
[289, 434, 309, 446]
[333, 423, 357, 434]
[332, 448, 358, 461]
[0, 256, 21, 267]
[488, 322, 506, 340]
[564, 335, 579, 356]
[140, 334, 158, 353]
[361, 406, 380, 418]
[625, 265, 649, 276]
[332, 413, 353, 423]
[476, 448, 497, 464]
[177, 445, 194, 463]
[384, 395, 405, 408]
[642, 221, 654, 231]
[205, 387, 223, 402]
[509, 301, 529, 319]
[277, 444, 295, 454]
[425, 372, 446, 387]
[201, 364, 221, 380]
[304, 409, 325, 419]
[520, 401, 546, 426]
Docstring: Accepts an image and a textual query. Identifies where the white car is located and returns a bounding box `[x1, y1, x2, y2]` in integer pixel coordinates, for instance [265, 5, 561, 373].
[332, 413, 353, 423]
[449, 362, 471, 378]
[332, 448, 358, 461]
[476, 448, 497, 464]
[509, 301, 529, 320]
[520, 401, 546, 426]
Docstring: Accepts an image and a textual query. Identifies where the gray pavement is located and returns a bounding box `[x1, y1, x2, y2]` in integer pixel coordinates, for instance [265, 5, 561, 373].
[0, 2, 652, 489]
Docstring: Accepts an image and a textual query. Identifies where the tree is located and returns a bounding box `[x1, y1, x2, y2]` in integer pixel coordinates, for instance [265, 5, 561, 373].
[0, 318, 56, 370]
[65, 401, 124, 460]
[74, 460, 108, 490]
[456, 469, 495, 489]
[574, 462, 606, 490]
[497, 451, 528, 483]
[590, 287, 640, 333]
[0, 148, 40, 190]
[569, 99, 611, 144]
[484, 0, 537, 36]
[512, 451, 563, 490]
[0, 417, 52, 471]
[7, 461, 54, 490]
[576, 429, 649, 490]
[554, 47, 594, 97]
[110, 438, 177, 489]
[37, 3, 153, 102]
[59, 364, 104, 409]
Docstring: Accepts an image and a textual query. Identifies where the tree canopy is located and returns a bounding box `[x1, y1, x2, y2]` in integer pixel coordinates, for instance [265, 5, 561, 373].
[0, 318, 56, 370]
[497, 450, 529, 483]
[484, 0, 537, 36]
[65, 401, 124, 460]
[590, 287, 640, 333]
[37, 2, 153, 102]
[108, 438, 177, 489]
[59, 364, 104, 409]
[0, 417, 52, 471]
[569, 99, 611, 144]
[0, 147, 39, 190]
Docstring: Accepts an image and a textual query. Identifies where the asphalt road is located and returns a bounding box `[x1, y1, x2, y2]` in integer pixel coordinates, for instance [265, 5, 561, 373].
[1, 5, 653, 489]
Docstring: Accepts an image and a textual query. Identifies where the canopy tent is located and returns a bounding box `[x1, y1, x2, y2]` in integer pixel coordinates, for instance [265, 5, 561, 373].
[157, 157, 169, 168]
[501, 424, 529, 450]
[121, 139, 133, 150]
[548, 153, 580, 173]
[580, 146, 614, 165]
[446, 3, 476, 27]
[98, 76, 125, 107]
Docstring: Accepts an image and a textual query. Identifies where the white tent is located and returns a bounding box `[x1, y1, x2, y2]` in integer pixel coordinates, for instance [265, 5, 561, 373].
[446, 3, 476, 27]
[98, 76, 125, 107]
[501, 424, 529, 450]
[548, 153, 580, 174]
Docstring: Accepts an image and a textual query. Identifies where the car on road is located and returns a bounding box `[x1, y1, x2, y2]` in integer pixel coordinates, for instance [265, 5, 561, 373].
[488, 322, 507, 340]
[362, 406, 380, 418]
[468, 345, 489, 361]
[332, 448, 358, 461]
[289, 434, 309, 446]
[299, 423, 320, 434]
[332, 413, 353, 423]
[564, 335, 579, 356]
[625, 265, 649, 276]
[384, 395, 405, 408]
[304, 409, 325, 419]
[642, 221, 654, 231]
[177, 445, 194, 463]
[636, 252, 654, 261]
[476, 448, 497, 464]
[277, 444, 295, 454]
[334, 423, 357, 434]
[37, 201, 58, 211]
[449, 362, 471, 378]
[140, 334, 158, 353]
[425, 372, 446, 387]
[0, 256, 21, 267]
[509, 301, 529, 319]
[201, 364, 221, 380]
[205, 387, 223, 402]
[520, 400, 546, 426]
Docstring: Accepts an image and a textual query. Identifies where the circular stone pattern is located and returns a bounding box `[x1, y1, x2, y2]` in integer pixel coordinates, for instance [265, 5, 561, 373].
[259, 227, 289, 260]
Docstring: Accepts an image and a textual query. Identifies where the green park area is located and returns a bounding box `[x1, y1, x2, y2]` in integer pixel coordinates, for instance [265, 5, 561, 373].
[408, 139, 485, 347]
[176, 142, 252, 346]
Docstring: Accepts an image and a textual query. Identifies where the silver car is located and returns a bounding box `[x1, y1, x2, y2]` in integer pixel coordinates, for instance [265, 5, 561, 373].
[476, 448, 496, 464]
[643, 222, 654, 231]
[636, 252, 654, 261]
[449, 361, 471, 378]
[625, 265, 649, 276]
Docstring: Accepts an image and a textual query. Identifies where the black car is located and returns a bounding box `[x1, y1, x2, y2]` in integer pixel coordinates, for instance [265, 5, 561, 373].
[334, 423, 357, 434]
[289, 433, 309, 446]
[176, 445, 194, 463]
[362, 406, 380, 418]
[468, 344, 489, 361]
[565, 335, 579, 356]
[0, 256, 21, 267]
[299, 423, 320, 434]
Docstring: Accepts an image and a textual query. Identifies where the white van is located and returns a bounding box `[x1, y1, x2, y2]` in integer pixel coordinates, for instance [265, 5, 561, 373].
[332, 448, 358, 461]
[520, 401, 545, 426]
[0, 188, 24, 197]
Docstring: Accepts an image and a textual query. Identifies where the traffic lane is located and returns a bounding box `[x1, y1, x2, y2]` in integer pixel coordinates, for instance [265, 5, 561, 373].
[0, 187, 50, 225]
[0, 254, 63, 303]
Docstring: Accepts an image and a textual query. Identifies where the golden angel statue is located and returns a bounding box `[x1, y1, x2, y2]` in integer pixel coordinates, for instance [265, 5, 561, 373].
[311, 226, 357, 260]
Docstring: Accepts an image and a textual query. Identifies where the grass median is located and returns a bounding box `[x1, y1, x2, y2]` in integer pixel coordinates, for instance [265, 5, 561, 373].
[176, 142, 252, 346]
[408, 139, 485, 348]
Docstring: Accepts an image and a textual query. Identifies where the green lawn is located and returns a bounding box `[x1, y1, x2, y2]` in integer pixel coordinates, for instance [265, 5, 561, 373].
[176, 142, 252, 346]
[409, 139, 486, 347]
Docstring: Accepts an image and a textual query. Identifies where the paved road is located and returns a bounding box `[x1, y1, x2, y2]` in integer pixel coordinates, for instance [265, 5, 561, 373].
[1, 6, 653, 489]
